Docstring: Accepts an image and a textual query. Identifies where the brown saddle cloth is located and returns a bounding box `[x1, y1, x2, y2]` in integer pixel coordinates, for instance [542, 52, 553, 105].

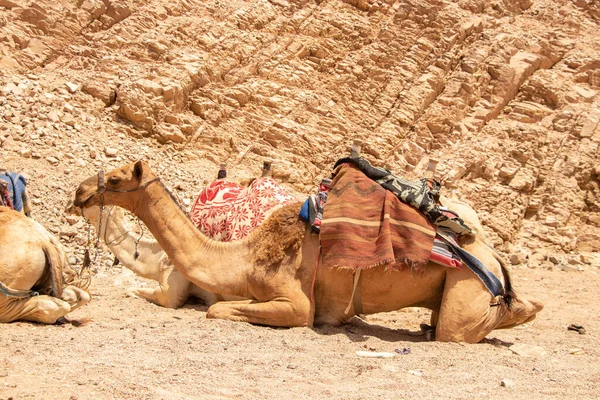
[319, 163, 436, 271]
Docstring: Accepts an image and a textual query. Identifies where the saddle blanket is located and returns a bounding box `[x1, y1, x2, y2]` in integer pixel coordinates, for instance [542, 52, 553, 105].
[320, 163, 437, 271]
[0, 172, 27, 212]
[189, 177, 297, 241]
[430, 234, 463, 269]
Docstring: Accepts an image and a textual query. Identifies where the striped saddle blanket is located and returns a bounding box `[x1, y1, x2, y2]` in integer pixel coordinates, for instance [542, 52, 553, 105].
[189, 177, 297, 241]
[430, 230, 463, 269]
[320, 163, 462, 271]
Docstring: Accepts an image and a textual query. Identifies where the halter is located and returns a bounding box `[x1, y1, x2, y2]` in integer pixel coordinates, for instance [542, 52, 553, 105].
[81, 169, 161, 265]
[96, 169, 161, 194]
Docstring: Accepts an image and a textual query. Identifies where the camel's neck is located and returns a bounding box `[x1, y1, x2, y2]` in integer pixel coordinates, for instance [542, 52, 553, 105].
[129, 183, 252, 297]
[87, 207, 163, 281]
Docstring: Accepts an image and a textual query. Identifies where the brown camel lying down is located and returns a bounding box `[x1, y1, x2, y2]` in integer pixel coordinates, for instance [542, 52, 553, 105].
[0, 207, 91, 323]
[73, 161, 543, 343]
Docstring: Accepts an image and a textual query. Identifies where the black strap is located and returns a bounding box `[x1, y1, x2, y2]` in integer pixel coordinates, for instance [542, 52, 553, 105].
[437, 232, 504, 297]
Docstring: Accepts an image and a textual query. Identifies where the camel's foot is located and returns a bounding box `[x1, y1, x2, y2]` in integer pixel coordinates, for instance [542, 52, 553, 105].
[206, 298, 312, 327]
[126, 286, 185, 309]
[420, 324, 436, 341]
[126, 287, 143, 299]
[61, 285, 91, 312]
[495, 296, 544, 330]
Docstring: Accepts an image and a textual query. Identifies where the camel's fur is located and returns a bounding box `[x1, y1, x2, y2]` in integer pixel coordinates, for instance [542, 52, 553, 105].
[252, 203, 305, 266]
[0, 207, 91, 323]
[73, 161, 543, 342]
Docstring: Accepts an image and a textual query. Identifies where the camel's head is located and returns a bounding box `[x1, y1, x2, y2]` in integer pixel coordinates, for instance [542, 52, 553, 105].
[73, 160, 157, 211]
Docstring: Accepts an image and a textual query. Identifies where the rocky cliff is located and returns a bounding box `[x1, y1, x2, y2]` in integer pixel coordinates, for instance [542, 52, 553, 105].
[1, 0, 599, 268]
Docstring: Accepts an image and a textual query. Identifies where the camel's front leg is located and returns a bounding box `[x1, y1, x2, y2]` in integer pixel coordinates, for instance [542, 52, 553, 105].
[126, 267, 210, 309]
[206, 297, 313, 327]
[127, 286, 178, 308]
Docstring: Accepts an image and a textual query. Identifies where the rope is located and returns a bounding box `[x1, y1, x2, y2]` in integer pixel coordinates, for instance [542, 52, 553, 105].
[0, 280, 39, 298]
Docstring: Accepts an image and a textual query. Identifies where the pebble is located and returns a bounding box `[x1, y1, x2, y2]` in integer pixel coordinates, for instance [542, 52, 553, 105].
[500, 378, 515, 388]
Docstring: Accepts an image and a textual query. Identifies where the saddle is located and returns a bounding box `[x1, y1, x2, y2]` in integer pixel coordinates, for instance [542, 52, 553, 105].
[189, 177, 297, 241]
[318, 160, 503, 300]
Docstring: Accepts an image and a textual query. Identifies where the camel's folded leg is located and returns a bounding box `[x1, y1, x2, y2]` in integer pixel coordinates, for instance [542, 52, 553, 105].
[206, 297, 313, 327]
[126, 268, 195, 309]
[435, 268, 542, 343]
[0, 287, 90, 324]
[126, 286, 187, 309]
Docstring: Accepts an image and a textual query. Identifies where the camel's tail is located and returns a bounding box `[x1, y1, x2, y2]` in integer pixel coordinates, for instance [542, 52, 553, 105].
[486, 244, 516, 308]
[41, 244, 64, 298]
[49, 233, 92, 292]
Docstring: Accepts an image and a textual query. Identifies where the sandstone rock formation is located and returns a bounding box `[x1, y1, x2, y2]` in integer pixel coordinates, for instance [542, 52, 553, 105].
[1, 0, 599, 268]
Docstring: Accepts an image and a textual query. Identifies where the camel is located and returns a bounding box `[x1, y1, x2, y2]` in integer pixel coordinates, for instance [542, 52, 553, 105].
[68, 204, 230, 308]
[72, 161, 543, 343]
[0, 207, 91, 323]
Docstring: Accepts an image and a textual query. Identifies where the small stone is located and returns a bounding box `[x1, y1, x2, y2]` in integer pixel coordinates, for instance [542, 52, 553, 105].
[65, 82, 79, 93]
[19, 147, 32, 158]
[509, 343, 547, 357]
[548, 255, 561, 264]
[48, 110, 60, 122]
[500, 378, 515, 388]
[65, 215, 79, 225]
[59, 226, 78, 238]
[104, 147, 118, 157]
[510, 253, 527, 265]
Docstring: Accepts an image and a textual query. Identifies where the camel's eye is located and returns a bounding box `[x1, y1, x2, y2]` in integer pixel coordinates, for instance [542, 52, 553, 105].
[108, 177, 120, 186]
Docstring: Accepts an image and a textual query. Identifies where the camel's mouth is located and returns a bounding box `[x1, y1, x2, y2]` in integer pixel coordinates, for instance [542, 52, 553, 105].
[72, 188, 96, 211]
[65, 199, 87, 216]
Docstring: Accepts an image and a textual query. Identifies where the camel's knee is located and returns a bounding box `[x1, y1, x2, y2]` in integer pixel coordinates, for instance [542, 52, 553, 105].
[435, 325, 463, 343]
[290, 300, 312, 327]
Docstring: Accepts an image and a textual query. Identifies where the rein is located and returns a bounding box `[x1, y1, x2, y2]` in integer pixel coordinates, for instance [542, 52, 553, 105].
[102, 205, 144, 260]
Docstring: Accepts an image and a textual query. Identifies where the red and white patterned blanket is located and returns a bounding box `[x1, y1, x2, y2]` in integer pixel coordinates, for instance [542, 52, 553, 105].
[189, 177, 297, 241]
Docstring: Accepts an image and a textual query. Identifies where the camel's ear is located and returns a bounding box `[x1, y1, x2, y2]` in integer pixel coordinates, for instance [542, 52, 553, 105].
[133, 160, 144, 180]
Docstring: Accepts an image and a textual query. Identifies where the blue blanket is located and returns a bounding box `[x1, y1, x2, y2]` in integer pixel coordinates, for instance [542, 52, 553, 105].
[0, 172, 27, 212]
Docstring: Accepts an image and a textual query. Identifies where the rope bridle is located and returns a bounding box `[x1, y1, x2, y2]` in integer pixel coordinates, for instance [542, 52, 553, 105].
[102, 205, 145, 260]
[81, 169, 160, 266]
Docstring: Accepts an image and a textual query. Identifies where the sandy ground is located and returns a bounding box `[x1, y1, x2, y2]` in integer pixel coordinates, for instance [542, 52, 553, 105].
[1, 264, 599, 400]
